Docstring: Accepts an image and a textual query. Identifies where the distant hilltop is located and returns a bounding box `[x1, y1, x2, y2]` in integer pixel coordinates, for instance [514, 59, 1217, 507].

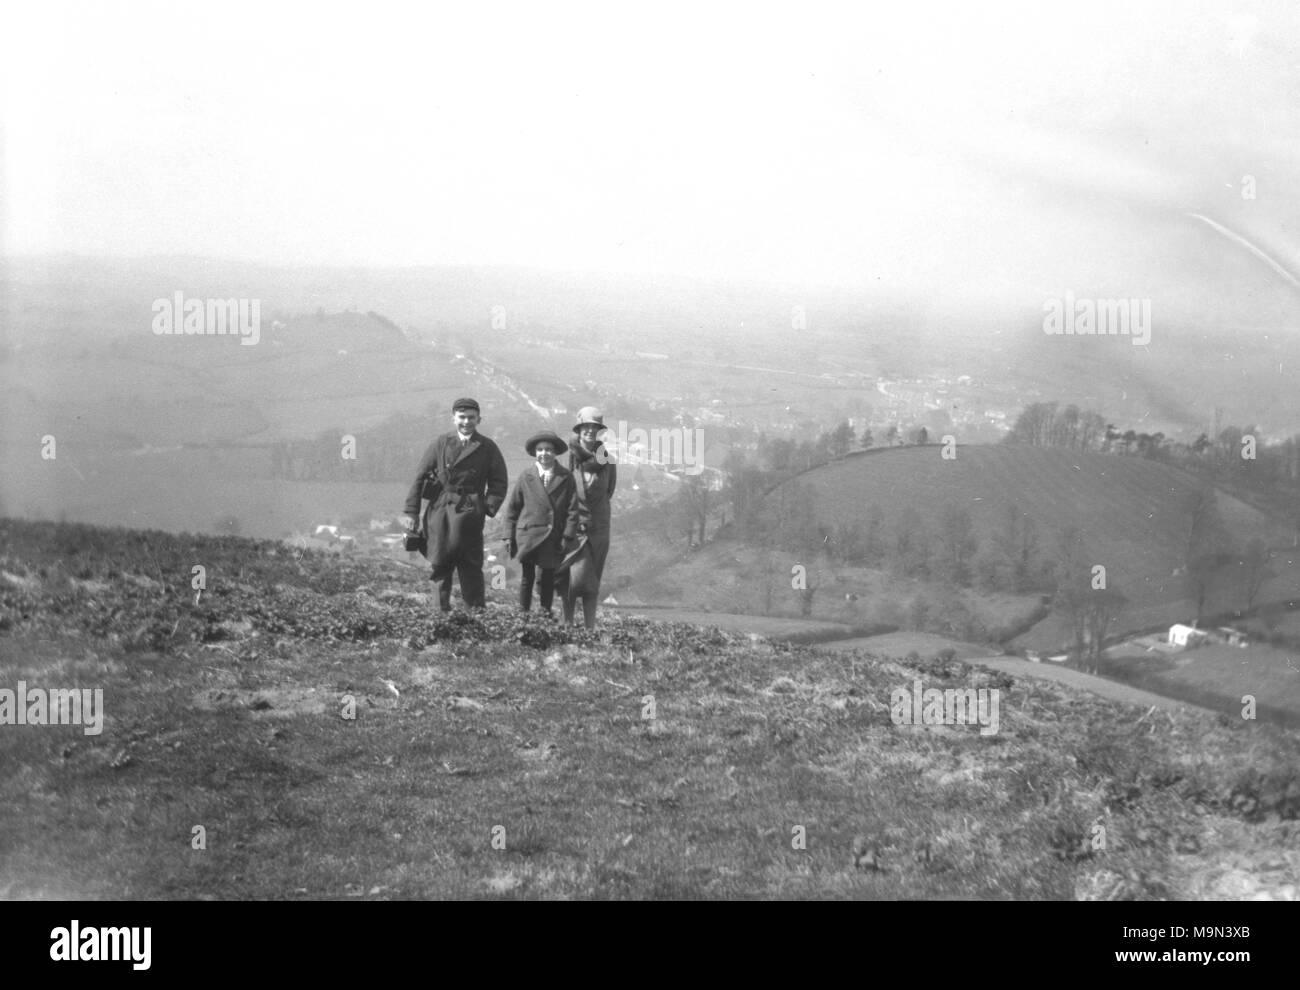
[266, 310, 411, 352]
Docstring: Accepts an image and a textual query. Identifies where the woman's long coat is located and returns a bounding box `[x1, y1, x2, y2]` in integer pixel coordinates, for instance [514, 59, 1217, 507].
[503, 464, 578, 569]
[560, 446, 617, 596]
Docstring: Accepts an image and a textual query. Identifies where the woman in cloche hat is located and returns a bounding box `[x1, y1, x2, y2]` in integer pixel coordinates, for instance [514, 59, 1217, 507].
[558, 407, 617, 629]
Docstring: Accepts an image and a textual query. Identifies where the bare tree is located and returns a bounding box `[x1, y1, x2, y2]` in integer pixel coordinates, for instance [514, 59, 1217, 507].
[994, 501, 1039, 591]
[827, 420, 856, 458]
[1051, 404, 1080, 447]
[722, 451, 767, 540]
[1079, 411, 1107, 451]
[1187, 549, 1233, 623]
[759, 546, 780, 615]
[1182, 484, 1225, 568]
[936, 502, 977, 585]
[1007, 401, 1058, 446]
[1237, 538, 1273, 613]
[1052, 542, 1126, 674]
[894, 505, 930, 578]
[796, 550, 830, 618]
[862, 503, 886, 565]
[832, 519, 864, 563]
[772, 481, 820, 556]
[1180, 483, 1232, 620]
[1079, 585, 1127, 673]
[674, 473, 712, 546]
[1216, 426, 1243, 473]
[1050, 528, 1090, 667]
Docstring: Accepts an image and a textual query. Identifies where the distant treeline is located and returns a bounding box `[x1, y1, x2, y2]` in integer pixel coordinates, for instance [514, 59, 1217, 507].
[269, 436, 414, 483]
[264, 408, 562, 483]
[1004, 400, 1300, 528]
[746, 420, 928, 474]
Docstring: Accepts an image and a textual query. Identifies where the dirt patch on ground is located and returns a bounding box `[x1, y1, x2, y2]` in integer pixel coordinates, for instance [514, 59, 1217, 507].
[192, 686, 332, 718]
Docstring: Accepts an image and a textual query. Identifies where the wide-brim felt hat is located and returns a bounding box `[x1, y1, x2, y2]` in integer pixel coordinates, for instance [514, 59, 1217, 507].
[573, 406, 606, 432]
[525, 431, 568, 456]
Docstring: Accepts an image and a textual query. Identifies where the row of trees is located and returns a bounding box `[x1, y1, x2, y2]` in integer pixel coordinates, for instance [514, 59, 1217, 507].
[756, 421, 929, 474]
[728, 485, 1055, 596]
[1006, 400, 1267, 465]
[1007, 401, 1300, 528]
[1004, 402, 1111, 450]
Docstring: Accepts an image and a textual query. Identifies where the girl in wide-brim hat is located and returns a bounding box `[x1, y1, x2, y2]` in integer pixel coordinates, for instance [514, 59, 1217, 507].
[525, 431, 568, 456]
[503, 431, 576, 617]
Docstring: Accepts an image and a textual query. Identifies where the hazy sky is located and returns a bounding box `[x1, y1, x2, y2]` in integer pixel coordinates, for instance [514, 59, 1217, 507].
[4, 0, 1299, 304]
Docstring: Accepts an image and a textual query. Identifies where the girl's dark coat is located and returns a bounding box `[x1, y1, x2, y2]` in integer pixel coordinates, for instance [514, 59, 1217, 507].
[504, 464, 579, 569]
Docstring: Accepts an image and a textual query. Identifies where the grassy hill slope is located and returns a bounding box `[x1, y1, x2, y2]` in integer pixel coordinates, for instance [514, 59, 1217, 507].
[779, 445, 1278, 583]
[764, 445, 1300, 631]
[1, 519, 1297, 900]
[0, 310, 544, 537]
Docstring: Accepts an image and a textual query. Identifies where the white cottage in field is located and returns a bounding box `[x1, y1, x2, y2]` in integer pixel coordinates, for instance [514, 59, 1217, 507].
[1168, 623, 1210, 649]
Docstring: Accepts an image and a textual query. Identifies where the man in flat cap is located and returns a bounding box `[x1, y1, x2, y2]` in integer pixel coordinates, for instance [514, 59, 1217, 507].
[402, 398, 509, 610]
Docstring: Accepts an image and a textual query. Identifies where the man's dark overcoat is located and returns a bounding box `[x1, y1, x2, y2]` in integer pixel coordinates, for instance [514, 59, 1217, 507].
[403, 431, 509, 570]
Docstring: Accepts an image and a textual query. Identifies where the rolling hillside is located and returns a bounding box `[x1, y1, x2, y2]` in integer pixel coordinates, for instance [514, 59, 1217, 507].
[647, 444, 1300, 648]
[789, 444, 1283, 581]
[0, 310, 536, 537]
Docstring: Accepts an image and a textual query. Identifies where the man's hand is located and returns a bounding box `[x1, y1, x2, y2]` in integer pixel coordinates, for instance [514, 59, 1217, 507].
[401, 515, 417, 532]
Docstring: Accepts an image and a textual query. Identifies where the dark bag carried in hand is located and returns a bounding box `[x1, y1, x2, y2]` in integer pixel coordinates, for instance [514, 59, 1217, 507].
[405, 470, 444, 554]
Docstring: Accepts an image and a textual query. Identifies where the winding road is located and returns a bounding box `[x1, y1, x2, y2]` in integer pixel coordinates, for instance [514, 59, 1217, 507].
[964, 655, 1217, 715]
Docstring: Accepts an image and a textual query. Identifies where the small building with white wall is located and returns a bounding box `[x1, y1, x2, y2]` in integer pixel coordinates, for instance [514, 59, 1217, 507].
[1168, 623, 1210, 649]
